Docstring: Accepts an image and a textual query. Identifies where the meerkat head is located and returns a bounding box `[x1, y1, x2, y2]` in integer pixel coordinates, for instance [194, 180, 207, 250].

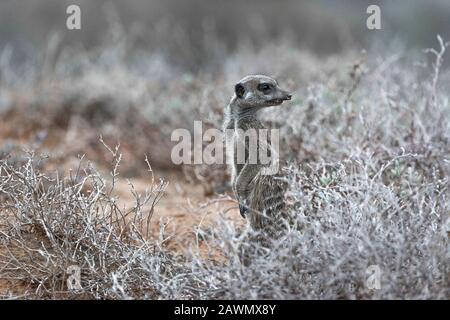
[234, 75, 292, 108]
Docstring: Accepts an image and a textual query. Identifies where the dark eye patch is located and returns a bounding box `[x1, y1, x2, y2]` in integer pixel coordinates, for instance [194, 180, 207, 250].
[257, 83, 272, 93]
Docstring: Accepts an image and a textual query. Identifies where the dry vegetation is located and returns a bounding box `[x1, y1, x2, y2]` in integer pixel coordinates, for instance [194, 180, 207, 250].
[0, 20, 449, 299]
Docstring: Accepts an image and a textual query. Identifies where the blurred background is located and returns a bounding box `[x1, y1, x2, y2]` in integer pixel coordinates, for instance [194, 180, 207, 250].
[0, 0, 449, 182]
[1, 0, 450, 72]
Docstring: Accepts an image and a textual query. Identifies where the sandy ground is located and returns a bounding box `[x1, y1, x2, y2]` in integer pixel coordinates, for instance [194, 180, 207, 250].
[0, 112, 243, 296]
[115, 171, 243, 252]
[0, 167, 242, 297]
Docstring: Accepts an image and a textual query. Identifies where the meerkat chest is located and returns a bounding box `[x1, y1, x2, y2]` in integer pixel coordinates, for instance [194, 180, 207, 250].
[235, 119, 280, 175]
[233, 120, 273, 164]
[235, 119, 266, 141]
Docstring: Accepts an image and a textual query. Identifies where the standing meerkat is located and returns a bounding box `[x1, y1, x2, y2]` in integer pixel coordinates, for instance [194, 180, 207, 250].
[223, 75, 292, 238]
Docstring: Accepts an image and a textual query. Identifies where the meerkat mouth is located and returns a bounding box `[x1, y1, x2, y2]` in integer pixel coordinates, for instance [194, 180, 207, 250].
[267, 98, 287, 105]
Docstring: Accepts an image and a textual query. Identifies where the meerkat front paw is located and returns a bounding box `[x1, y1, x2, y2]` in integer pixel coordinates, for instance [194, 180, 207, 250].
[239, 203, 248, 218]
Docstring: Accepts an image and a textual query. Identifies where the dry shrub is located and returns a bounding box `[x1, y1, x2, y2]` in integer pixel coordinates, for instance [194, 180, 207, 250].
[0, 148, 197, 299]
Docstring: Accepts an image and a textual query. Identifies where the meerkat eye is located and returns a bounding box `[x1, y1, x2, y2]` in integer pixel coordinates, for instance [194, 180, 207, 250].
[257, 83, 271, 93]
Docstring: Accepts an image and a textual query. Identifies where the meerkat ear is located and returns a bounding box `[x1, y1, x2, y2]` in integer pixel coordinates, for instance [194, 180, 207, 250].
[235, 83, 245, 99]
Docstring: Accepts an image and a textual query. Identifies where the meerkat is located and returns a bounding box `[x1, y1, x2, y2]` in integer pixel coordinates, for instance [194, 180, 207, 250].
[223, 75, 292, 238]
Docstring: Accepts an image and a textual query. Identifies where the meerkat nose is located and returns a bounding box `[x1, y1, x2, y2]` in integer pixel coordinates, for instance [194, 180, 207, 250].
[286, 94, 292, 100]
